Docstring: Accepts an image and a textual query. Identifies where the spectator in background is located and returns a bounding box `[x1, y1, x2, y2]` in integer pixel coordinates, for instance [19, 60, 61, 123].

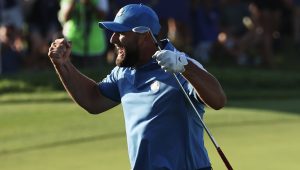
[218, 0, 252, 66]
[0, 0, 23, 30]
[0, 25, 23, 74]
[152, 0, 193, 54]
[291, 0, 300, 46]
[58, 0, 109, 68]
[191, 0, 220, 63]
[248, 0, 286, 68]
[26, 0, 62, 70]
[0, 0, 25, 74]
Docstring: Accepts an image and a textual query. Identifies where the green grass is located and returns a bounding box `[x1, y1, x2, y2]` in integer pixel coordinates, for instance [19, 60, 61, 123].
[0, 98, 299, 170]
[0, 102, 129, 170]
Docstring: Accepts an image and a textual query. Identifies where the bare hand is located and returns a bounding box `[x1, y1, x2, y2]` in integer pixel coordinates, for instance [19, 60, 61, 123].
[48, 38, 72, 65]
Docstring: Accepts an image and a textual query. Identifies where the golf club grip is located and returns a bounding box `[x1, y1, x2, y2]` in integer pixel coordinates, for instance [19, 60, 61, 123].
[217, 147, 233, 170]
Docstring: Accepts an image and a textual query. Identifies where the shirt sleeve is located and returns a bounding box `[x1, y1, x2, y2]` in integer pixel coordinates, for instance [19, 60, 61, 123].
[98, 67, 121, 102]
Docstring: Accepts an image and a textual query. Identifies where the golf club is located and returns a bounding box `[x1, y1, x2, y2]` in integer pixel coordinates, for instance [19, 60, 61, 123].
[132, 26, 233, 170]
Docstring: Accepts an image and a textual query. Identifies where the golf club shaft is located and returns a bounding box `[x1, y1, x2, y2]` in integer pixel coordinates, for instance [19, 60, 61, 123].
[173, 75, 233, 170]
[148, 30, 221, 149]
[149, 31, 233, 170]
[132, 26, 233, 169]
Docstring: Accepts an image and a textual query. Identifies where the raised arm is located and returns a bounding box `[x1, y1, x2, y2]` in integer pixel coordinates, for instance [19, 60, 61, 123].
[182, 58, 227, 110]
[153, 50, 226, 110]
[48, 38, 119, 114]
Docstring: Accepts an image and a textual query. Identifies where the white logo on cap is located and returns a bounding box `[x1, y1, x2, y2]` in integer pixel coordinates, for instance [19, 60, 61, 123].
[150, 81, 160, 93]
[116, 8, 125, 17]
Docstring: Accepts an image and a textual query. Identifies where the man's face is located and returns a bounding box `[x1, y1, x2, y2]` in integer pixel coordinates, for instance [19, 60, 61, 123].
[110, 32, 140, 67]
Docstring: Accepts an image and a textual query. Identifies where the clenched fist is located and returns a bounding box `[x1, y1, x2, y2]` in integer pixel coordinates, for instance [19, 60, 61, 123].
[48, 38, 72, 66]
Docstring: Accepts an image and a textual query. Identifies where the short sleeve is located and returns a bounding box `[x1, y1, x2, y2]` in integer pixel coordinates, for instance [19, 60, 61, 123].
[98, 67, 121, 102]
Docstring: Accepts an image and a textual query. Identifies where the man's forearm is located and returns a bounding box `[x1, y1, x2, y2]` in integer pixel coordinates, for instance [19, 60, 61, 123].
[53, 61, 101, 111]
[182, 59, 227, 110]
[48, 38, 119, 114]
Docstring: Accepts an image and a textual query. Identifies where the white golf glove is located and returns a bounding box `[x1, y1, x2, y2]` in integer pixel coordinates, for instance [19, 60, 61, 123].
[152, 50, 188, 73]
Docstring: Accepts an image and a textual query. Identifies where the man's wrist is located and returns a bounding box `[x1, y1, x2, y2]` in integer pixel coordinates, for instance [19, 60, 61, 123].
[186, 57, 206, 72]
[52, 60, 72, 70]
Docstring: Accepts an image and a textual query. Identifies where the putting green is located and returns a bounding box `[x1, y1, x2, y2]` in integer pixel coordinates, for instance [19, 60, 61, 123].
[0, 99, 299, 170]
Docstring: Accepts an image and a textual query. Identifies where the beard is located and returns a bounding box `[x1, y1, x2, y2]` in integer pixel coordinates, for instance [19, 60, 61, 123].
[115, 44, 139, 68]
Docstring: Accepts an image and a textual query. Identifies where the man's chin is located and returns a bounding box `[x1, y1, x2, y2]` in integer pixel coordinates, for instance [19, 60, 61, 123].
[117, 60, 136, 68]
[116, 60, 129, 67]
[115, 54, 125, 66]
[115, 51, 138, 67]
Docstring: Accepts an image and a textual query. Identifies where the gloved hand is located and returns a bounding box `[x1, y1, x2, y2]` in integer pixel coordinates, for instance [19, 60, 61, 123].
[152, 50, 188, 73]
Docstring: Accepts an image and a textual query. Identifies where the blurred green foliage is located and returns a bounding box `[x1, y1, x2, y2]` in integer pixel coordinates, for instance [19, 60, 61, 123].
[0, 65, 299, 100]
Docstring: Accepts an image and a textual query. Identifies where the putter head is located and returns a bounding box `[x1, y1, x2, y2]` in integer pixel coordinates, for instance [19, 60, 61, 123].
[132, 26, 150, 34]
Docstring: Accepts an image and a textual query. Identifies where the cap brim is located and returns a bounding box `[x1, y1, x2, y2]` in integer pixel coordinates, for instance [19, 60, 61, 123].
[99, 22, 132, 33]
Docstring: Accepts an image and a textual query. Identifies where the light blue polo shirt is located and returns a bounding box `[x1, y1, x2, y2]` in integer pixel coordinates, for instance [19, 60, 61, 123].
[98, 40, 211, 170]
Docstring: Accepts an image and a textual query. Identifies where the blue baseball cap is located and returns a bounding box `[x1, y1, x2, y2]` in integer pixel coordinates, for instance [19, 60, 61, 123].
[99, 4, 161, 35]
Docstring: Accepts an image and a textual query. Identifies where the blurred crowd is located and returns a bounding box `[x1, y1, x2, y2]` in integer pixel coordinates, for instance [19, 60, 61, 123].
[0, 0, 299, 74]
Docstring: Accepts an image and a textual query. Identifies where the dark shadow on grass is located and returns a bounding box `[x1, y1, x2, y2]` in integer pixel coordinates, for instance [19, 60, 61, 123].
[1, 114, 299, 156]
[0, 98, 72, 104]
[226, 99, 300, 116]
[0, 132, 125, 156]
[207, 117, 300, 127]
